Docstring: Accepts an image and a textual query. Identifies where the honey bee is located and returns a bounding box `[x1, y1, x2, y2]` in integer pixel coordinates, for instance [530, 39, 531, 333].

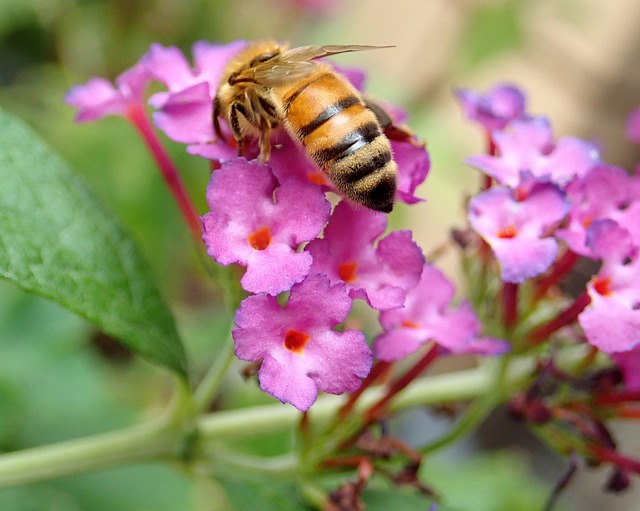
[213, 40, 405, 213]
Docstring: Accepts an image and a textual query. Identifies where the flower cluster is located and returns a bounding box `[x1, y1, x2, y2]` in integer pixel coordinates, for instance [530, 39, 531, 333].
[458, 83, 640, 487]
[459, 83, 640, 358]
[67, 41, 508, 411]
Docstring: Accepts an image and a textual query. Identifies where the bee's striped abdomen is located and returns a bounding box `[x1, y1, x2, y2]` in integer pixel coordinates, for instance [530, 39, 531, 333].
[281, 72, 397, 212]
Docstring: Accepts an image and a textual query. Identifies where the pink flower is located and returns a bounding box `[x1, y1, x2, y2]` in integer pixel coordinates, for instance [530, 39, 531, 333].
[306, 201, 424, 310]
[455, 83, 526, 131]
[578, 220, 640, 353]
[466, 117, 600, 188]
[612, 346, 640, 390]
[374, 265, 509, 360]
[143, 41, 246, 144]
[201, 158, 330, 295]
[65, 62, 151, 121]
[232, 273, 371, 411]
[468, 184, 570, 283]
[393, 139, 431, 204]
[626, 107, 640, 143]
[557, 165, 640, 257]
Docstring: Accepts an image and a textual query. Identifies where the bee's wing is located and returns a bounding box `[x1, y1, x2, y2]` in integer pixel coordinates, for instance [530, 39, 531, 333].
[246, 44, 393, 86]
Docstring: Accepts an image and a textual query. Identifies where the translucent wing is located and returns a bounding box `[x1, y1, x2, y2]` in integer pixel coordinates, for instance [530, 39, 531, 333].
[233, 44, 393, 86]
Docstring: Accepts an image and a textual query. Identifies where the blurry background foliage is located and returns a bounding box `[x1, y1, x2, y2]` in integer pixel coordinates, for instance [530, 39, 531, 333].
[1, 0, 639, 509]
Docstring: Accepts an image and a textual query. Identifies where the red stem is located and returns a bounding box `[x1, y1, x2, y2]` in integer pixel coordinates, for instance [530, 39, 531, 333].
[126, 104, 202, 241]
[502, 282, 519, 328]
[589, 445, 640, 474]
[533, 249, 580, 301]
[338, 361, 392, 420]
[363, 344, 438, 425]
[527, 291, 591, 345]
[595, 390, 640, 406]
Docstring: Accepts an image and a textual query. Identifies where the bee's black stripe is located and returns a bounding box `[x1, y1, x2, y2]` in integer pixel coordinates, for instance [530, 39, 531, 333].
[340, 150, 392, 184]
[258, 96, 278, 119]
[298, 95, 361, 139]
[314, 122, 381, 163]
[282, 73, 333, 111]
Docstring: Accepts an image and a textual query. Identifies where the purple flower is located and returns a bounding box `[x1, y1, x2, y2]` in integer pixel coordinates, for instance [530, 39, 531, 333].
[468, 184, 570, 283]
[65, 62, 151, 122]
[578, 220, 640, 353]
[232, 273, 371, 411]
[612, 346, 640, 390]
[306, 201, 424, 310]
[626, 107, 640, 143]
[201, 158, 330, 295]
[143, 41, 246, 144]
[466, 117, 600, 188]
[374, 265, 509, 361]
[556, 165, 640, 257]
[455, 83, 526, 131]
[393, 139, 431, 204]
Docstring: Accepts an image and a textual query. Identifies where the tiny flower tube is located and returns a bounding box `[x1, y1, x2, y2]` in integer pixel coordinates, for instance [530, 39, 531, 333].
[232, 273, 372, 411]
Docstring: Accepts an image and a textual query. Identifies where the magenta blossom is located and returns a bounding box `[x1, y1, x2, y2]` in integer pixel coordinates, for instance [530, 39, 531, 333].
[232, 273, 371, 411]
[143, 41, 246, 144]
[455, 83, 526, 132]
[466, 117, 600, 189]
[578, 220, 640, 353]
[374, 265, 509, 361]
[306, 201, 424, 310]
[65, 62, 151, 122]
[626, 107, 640, 143]
[556, 165, 640, 257]
[612, 346, 640, 391]
[201, 158, 330, 295]
[468, 183, 570, 283]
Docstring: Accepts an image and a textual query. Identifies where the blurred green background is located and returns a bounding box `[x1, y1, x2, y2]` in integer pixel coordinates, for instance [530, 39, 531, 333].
[1, 0, 640, 509]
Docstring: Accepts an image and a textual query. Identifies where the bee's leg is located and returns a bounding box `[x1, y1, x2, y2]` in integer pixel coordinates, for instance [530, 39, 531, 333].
[247, 89, 278, 163]
[258, 124, 271, 162]
[230, 102, 249, 156]
[213, 96, 224, 142]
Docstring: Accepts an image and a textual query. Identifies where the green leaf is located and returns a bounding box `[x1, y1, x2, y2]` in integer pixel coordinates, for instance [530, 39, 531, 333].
[216, 473, 307, 511]
[0, 109, 188, 378]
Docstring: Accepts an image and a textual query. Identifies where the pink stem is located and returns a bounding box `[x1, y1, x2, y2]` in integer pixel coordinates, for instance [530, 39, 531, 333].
[364, 344, 438, 425]
[527, 291, 591, 345]
[127, 104, 202, 242]
[534, 250, 580, 301]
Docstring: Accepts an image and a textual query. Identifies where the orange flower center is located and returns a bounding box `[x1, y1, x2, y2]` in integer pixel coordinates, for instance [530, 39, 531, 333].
[593, 277, 612, 296]
[308, 171, 328, 186]
[284, 329, 310, 354]
[402, 320, 420, 329]
[338, 261, 359, 283]
[497, 225, 518, 239]
[248, 226, 271, 250]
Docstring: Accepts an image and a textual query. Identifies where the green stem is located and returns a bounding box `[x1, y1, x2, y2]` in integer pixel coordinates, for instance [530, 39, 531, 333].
[421, 356, 511, 454]
[0, 346, 597, 489]
[0, 404, 182, 490]
[193, 330, 236, 413]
